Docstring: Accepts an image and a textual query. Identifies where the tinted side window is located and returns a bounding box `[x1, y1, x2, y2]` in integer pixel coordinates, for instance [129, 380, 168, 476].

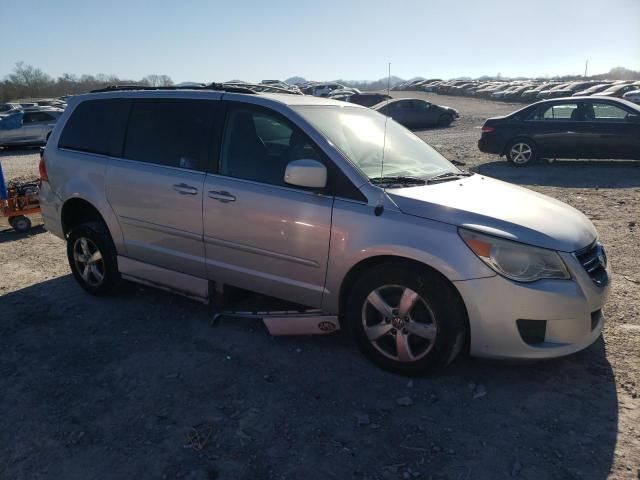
[124, 99, 214, 172]
[411, 100, 430, 109]
[24, 112, 54, 123]
[588, 103, 629, 122]
[528, 103, 579, 121]
[59, 99, 130, 156]
[220, 106, 323, 187]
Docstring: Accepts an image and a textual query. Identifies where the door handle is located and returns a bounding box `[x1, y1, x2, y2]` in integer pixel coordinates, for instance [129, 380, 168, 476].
[208, 190, 236, 203]
[173, 183, 198, 195]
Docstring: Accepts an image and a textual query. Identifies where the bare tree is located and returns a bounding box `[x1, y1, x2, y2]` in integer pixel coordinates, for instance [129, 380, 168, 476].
[142, 74, 174, 87]
[6, 62, 53, 99]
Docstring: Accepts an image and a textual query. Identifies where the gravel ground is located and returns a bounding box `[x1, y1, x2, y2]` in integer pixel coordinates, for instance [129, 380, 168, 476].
[0, 93, 638, 480]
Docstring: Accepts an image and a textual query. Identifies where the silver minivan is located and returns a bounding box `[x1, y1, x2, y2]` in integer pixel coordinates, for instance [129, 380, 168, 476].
[39, 86, 610, 374]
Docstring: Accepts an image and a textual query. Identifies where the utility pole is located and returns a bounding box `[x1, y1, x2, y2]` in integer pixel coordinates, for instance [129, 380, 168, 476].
[584, 59, 589, 78]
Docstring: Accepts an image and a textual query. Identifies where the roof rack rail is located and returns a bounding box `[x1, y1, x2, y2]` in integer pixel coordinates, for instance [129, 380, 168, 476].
[89, 83, 257, 94]
[221, 82, 303, 95]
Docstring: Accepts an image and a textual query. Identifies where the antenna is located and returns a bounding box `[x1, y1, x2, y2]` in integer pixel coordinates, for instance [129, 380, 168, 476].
[584, 59, 589, 77]
[387, 62, 391, 95]
[380, 62, 391, 180]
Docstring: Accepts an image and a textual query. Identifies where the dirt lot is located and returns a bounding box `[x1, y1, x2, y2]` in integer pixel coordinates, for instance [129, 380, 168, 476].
[1, 93, 639, 480]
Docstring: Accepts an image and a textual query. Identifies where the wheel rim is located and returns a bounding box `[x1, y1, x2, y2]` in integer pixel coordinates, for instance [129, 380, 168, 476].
[14, 218, 29, 230]
[72, 237, 105, 287]
[361, 285, 438, 362]
[510, 143, 533, 164]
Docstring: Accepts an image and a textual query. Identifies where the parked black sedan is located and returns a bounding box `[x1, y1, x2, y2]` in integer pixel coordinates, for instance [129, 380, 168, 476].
[478, 97, 640, 166]
[373, 98, 459, 128]
[348, 92, 392, 107]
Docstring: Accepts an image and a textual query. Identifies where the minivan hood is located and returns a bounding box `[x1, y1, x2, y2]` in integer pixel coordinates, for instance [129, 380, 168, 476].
[386, 175, 596, 252]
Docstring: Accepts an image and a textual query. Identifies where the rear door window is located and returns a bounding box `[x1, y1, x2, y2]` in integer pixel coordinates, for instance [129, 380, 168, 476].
[59, 99, 131, 156]
[123, 99, 214, 172]
[528, 103, 580, 121]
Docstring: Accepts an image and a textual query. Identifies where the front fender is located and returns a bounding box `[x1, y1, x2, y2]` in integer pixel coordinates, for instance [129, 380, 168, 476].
[321, 199, 495, 314]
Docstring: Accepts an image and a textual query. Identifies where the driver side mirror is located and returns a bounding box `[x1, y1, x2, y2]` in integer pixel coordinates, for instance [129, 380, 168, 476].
[626, 114, 640, 124]
[284, 159, 327, 189]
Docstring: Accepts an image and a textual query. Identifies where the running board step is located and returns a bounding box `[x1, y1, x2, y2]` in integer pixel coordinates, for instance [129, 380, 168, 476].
[213, 309, 340, 336]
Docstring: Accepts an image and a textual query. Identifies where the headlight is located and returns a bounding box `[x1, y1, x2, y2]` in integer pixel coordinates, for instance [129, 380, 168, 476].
[459, 228, 570, 282]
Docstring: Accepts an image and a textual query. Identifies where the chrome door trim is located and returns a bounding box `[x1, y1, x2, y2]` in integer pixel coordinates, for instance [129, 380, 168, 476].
[203, 234, 320, 268]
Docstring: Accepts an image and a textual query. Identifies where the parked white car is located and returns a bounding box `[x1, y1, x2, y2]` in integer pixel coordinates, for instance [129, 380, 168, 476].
[312, 83, 345, 97]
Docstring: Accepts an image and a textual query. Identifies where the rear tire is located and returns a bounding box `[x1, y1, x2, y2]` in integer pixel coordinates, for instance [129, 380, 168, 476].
[506, 139, 537, 166]
[66, 221, 120, 295]
[346, 262, 467, 376]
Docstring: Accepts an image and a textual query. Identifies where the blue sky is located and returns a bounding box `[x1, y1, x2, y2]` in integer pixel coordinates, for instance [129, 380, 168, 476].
[2, 0, 639, 83]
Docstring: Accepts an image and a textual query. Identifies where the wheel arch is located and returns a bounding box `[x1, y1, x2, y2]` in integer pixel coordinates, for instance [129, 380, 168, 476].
[61, 197, 108, 236]
[337, 255, 470, 344]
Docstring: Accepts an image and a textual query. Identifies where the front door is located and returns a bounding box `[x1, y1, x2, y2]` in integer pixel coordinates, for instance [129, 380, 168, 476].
[106, 98, 217, 277]
[203, 103, 333, 307]
[584, 101, 640, 159]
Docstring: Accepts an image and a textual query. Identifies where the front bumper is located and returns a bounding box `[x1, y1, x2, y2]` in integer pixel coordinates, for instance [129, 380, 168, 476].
[454, 251, 611, 359]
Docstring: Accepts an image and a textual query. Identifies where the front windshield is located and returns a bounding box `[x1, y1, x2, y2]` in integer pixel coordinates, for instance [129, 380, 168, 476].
[293, 105, 458, 181]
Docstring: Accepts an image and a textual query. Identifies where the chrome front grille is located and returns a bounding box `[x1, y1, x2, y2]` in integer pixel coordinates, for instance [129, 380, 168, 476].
[574, 242, 608, 286]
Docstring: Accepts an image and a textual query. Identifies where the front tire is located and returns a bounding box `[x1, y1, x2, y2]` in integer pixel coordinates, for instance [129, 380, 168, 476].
[438, 114, 453, 127]
[506, 139, 536, 166]
[346, 262, 467, 376]
[67, 221, 120, 295]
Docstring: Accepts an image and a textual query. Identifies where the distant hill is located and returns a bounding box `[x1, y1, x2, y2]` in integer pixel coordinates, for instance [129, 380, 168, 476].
[338, 75, 407, 91]
[285, 76, 306, 85]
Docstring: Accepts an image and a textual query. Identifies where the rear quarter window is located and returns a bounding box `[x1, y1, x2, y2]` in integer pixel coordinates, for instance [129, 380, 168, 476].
[58, 99, 131, 156]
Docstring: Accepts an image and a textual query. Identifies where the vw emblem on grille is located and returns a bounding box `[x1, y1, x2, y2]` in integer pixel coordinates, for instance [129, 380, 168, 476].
[596, 244, 607, 269]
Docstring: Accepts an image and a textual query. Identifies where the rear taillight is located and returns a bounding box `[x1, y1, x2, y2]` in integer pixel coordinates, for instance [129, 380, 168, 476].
[481, 125, 496, 133]
[39, 154, 49, 182]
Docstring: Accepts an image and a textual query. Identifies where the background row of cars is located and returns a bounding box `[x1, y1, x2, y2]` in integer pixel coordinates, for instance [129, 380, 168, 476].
[0, 98, 67, 147]
[394, 78, 640, 103]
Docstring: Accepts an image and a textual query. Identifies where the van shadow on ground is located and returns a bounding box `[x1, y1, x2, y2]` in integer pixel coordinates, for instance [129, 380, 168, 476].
[473, 159, 640, 189]
[0, 276, 618, 479]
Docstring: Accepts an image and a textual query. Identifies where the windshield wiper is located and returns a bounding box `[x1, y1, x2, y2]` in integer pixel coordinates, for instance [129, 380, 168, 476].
[427, 171, 473, 184]
[369, 176, 427, 187]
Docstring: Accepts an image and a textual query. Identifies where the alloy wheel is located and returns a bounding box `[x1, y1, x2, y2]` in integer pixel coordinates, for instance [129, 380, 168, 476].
[72, 237, 105, 287]
[510, 143, 533, 164]
[361, 285, 438, 362]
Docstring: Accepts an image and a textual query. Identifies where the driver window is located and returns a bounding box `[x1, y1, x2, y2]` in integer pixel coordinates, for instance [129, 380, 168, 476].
[220, 107, 323, 187]
[590, 103, 629, 122]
